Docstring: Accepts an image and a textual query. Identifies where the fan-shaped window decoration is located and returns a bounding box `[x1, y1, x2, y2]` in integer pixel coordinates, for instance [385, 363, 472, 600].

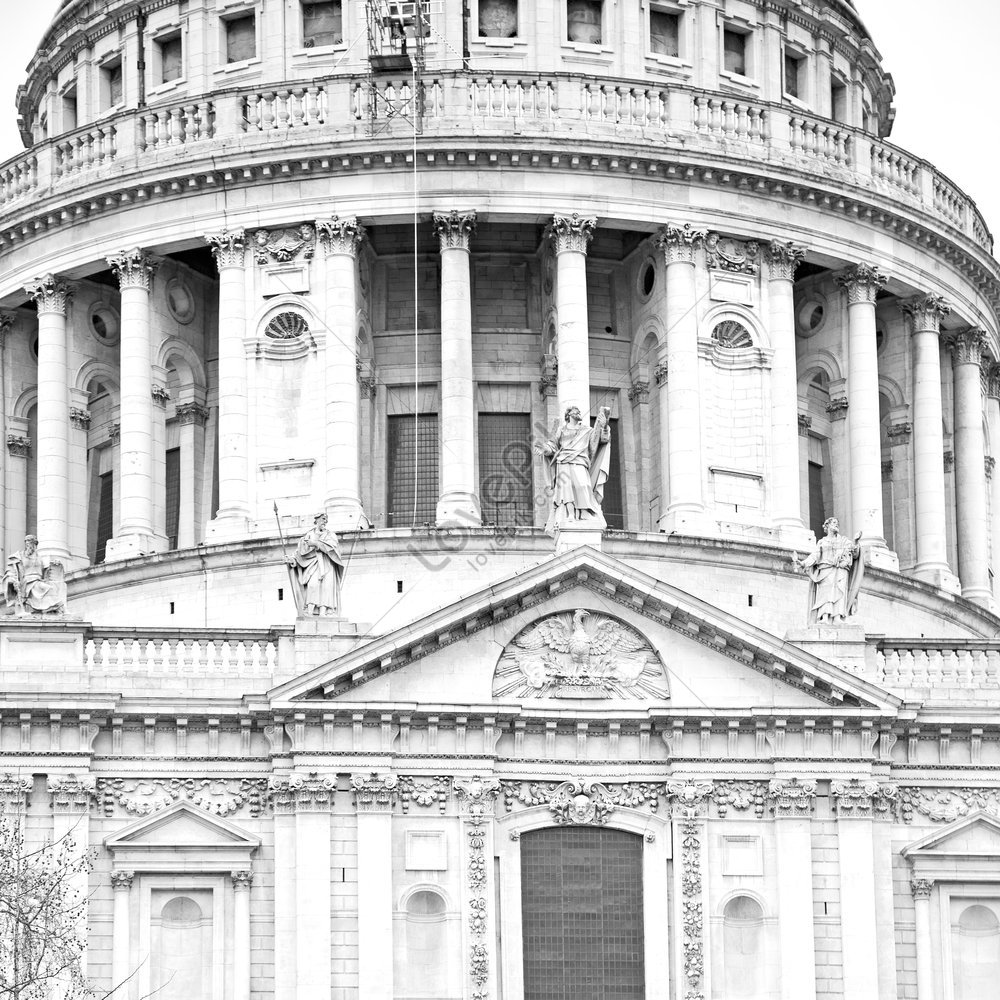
[712, 319, 754, 349]
[265, 312, 309, 340]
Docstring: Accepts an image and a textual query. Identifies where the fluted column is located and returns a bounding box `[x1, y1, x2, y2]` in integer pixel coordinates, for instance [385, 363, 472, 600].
[25, 276, 74, 563]
[836, 263, 895, 566]
[317, 216, 368, 530]
[231, 871, 253, 1000]
[767, 241, 811, 547]
[204, 229, 251, 537]
[550, 213, 596, 416]
[987, 365, 1000, 603]
[902, 295, 958, 590]
[434, 210, 481, 526]
[104, 249, 165, 560]
[949, 328, 992, 606]
[910, 879, 934, 1000]
[110, 870, 133, 990]
[657, 223, 713, 536]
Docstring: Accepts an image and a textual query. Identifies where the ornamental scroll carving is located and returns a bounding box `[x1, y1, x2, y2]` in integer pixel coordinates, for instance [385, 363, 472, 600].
[252, 224, 316, 264]
[680, 820, 705, 1000]
[95, 777, 268, 817]
[499, 779, 661, 821]
[705, 234, 760, 274]
[896, 786, 1000, 823]
[492, 609, 668, 700]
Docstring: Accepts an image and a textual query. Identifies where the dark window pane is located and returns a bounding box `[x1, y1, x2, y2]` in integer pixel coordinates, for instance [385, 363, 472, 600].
[26, 406, 37, 537]
[106, 62, 123, 106]
[808, 460, 826, 540]
[303, 1, 343, 47]
[591, 416, 624, 530]
[784, 52, 799, 98]
[96, 472, 114, 564]
[387, 414, 439, 527]
[160, 36, 183, 83]
[479, 413, 533, 527]
[723, 29, 746, 75]
[567, 0, 602, 43]
[649, 10, 679, 57]
[226, 15, 256, 63]
[479, 0, 518, 37]
[165, 448, 181, 550]
[521, 827, 645, 1000]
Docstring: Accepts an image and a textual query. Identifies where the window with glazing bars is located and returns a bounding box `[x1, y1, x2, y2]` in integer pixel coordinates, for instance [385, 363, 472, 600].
[478, 413, 533, 526]
[593, 415, 624, 530]
[386, 414, 439, 527]
[95, 472, 114, 564]
[165, 448, 181, 550]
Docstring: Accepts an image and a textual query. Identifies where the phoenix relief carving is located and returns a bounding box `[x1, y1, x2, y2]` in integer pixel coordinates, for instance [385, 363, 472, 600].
[493, 609, 668, 699]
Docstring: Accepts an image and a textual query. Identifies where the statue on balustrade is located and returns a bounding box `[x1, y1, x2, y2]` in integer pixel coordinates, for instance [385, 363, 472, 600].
[792, 517, 864, 624]
[2, 535, 67, 615]
[538, 405, 613, 534]
[287, 513, 345, 617]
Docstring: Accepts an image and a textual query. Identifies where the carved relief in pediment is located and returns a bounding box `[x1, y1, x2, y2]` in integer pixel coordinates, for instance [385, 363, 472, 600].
[492, 609, 668, 700]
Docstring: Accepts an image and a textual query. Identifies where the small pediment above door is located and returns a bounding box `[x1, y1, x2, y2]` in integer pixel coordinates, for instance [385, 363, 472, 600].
[902, 812, 1000, 883]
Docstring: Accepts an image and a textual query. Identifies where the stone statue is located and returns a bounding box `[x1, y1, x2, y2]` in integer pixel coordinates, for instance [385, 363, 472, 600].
[538, 405, 612, 534]
[2, 535, 67, 615]
[287, 513, 345, 617]
[792, 517, 864, 624]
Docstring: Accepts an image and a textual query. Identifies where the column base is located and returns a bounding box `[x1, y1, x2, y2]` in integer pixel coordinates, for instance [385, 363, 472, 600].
[436, 492, 482, 527]
[912, 564, 962, 595]
[204, 513, 251, 543]
[961, 586, 996, 612]
[553, 521, 604, 553]
[324, 499, 371, 532]
[863, 544, 900, 573]
[104, 532, 168, 562]
[785, 624, 868, 675]
[658, 508, 718, 539]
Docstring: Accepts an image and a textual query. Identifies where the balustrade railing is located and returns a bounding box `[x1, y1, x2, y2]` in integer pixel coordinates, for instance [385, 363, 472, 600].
[83, 629, 281, 677]
[0, 73, 991, 255]
[875, 641, 1000, 689]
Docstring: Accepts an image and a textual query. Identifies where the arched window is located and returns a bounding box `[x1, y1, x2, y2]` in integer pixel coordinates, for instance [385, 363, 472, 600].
[953, 903, 1000, 1000]
[722, 895, 765, 998]
[711, 319, 754, 349]
[396, 889, 456, 998]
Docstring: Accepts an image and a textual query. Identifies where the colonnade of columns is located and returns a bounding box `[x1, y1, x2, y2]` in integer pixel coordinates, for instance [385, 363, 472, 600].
[17, 214, 998, 606]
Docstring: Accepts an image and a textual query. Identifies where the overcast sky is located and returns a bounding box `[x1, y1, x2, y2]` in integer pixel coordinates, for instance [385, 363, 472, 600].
[0, 2, 996, 240]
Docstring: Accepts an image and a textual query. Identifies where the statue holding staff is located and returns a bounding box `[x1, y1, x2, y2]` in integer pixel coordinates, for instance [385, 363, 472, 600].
[287, 512, 345, 616]
[791, 517, 864, 624]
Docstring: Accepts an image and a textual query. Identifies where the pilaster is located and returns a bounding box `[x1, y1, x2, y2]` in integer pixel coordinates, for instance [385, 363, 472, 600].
[910, 878, 934, 1000]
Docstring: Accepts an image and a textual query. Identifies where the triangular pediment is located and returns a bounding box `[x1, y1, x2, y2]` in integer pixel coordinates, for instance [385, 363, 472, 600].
[270, 547, 899, 713]
[903, 812, 1000, 860]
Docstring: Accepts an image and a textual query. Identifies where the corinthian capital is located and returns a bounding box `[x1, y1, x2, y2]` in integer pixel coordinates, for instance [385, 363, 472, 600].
[433, 210, 477, 251]
[549, 213, 596, 254]
[316, 215, 366, 257]
[901, 294, 951, 332]
[835, 263, 887, 305]
[655, 223, 708, 264]
[351, 772, 399, 812]
[946, 327, 988, 366]
[766, 240, 806, 282]
[107, 249, 159, 292]
[204, 228, 247, 270]
[25, 274, 75, 315]
[767, 776, 816, 817]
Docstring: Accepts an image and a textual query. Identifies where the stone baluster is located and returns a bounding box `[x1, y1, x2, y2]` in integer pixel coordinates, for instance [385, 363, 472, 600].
[549, 213, 596, 417]
[902, 295, 958, 590]
[317, 216, 369, 530]
[434, 210, 481, 526]
[767, 241, 811, 547]
[948, 328, 992, 606]
[204, 229, 251, 538]
[656, 223, 713, 536]
[105, 249, 165, 560]
[25, 275, 74, 563]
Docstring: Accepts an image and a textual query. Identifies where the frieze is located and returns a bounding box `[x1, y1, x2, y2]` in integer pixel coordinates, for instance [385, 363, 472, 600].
[499, 779, 661, 820]
[492, 609, 669, 700]
[705, 233, 760, 275]
[896, 786, 1000, 823]
[252, 224, 317, 264]
[95, 777, 268, 817]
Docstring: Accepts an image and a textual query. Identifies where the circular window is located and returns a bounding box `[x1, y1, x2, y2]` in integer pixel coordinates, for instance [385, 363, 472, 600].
[265, 312, 309, 340]
[797, 297, 827, 337]
[639, 259, 656, 298]
[711, 319, 754, 349]
[165, 278, 196, 324]
[89, 303, 120, 346]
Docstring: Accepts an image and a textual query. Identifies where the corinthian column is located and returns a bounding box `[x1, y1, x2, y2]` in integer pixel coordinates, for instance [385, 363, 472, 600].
[25, 276, 74, 563]
[316, 216, 368, 530]
[987, 365, 1000, 604]
[767, 241, 811, 548]
[204, 229, 251, 539]
[105, 249, 166, 560]
[902, 295, 958, 591]
[434, 210, 481, 526]
[550, 213, 596, 416]
[948, 328, 992, 606]
[656, 223, 714, 537]
[836, 263, 897, 568]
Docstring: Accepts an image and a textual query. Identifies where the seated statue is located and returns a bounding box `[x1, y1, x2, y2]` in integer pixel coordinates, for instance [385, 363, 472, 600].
[791, 517, 864, 624]
[288, 513, 345, 617]
[2, 535, 67, 615]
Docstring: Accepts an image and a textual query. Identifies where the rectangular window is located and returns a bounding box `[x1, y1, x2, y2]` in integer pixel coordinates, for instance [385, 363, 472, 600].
[784, 50, 803, 99]
[593, 415, 624, 530]
[831, 78, 848, 123]
[225, 14, 257, 64]
[386, 414, 439, 527]
[102, 60, 123, 109]
[62, 89, 78, 132]
[95, 471, 114, 564]
[567, 0, 602, 44]
[723, 28, 747, 76]
[649, 10, 679, 57]
[808, 460, 826, 540]
[303, 1, 343, 47]
[165, 448, 181, 550]
[479, 0, 518, 38]
[478, 413, 533, 527]
[159, 35, 183, 83]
